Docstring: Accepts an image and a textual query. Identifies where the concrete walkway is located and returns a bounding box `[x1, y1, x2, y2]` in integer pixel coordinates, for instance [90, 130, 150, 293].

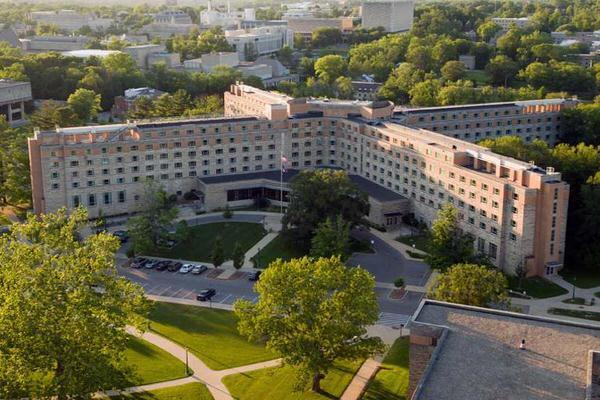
[97, 327, 282, 400]
[340, 359, 381, 400]
[241, 232, 279, 268]
[369, 229, 428, 262]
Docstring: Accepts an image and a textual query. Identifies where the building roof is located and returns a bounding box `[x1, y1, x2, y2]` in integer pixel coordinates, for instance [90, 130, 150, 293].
[396, 98, 574, 115]
[62, 49, 121, 58]
[0, 79, 31, 89]
[411, 300, 600, 400]
[198, 168, 406, 202]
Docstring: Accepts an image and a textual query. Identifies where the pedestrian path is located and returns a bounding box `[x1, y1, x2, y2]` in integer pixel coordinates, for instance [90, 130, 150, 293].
[241, 232, 279, 268]
[377, 312, 411, 328]
[340, 359, 381, 400]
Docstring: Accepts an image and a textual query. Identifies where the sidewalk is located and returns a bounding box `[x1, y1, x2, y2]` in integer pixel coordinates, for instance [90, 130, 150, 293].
[240, 232, 279, 268]
[340, 359, 381, 400]
[369, 229, 427, 261]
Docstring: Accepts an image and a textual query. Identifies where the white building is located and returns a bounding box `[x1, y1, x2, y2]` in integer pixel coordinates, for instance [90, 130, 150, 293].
[0, 80, 32, 127]
[225, 26, 293, 61]
[62, 49, 121, 59]
[491, 17, 530, 31]
[139, 23, 196, 40]
[154, 10, 193, 25]
[123, 44, 165, 68]
[361, 0, 414, 33]
[200, 0, 255, 28]
[30, 10, 113, 33]
[183, 52, 240, 72]
[282, 2, 331, 19]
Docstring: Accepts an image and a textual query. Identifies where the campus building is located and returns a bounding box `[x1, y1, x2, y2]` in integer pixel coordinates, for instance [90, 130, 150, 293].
[29, 10, 113, 33]
[0, 80, 32, 126]
[361, 0, 414, 32]
[225, 26, 293, 61]
[28, 84, 570, 277]
[408, 300, 600, 400]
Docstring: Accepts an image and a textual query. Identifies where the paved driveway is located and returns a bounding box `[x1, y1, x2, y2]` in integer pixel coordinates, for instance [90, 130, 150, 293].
[348, 230, 431, 286]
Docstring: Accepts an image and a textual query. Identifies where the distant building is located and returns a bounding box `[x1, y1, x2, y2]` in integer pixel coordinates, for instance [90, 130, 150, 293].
[408, 300, 600, 400]
[153, 10, 193, 25]
[286, 18, 354, 40]
[568, 51, 600, 68]
[200, 0, 255, 28]
[29, 10, 113, 33]
[238, 63, 273, 80]
[491, 17, 530, 31]
[62, 49, 121, 59]
[147, 52, 181, 68]
[20, 35, 90, 53]
[123, 44, 165, 68]
[138, 23, 196, 40]
[225, 26, 293, 61]
[112, 87, 165, 116]
[0, 27, 19, 48]
[551, 30, 600, 45]
[0, 80, 32, 127]
[352, 81, 381, 101]
[104, 34, 149, 45]
[458, 54, 476, 70]
[361, 0, 414, 32]
[183, 52, 240, 72]
[282, 1, 331, 19]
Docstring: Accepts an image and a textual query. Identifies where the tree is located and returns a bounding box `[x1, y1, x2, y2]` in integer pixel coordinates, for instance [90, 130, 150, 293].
[409, 79, 441, 107]
[30, 100, 80, 130]
[234, 256, 384, 392]
[425, 204, 475, 270]
[232, 242, 245, 269]
[428, 263, 509, 307]
[334, 76, 354, 99]
[311, 27, 343, 48]
[67, 88, 101, 122]
[441, 60, 466, 82]
[314, 55, 347, 84]
[222, 204, 233, 219]
[379, 63, 425, 104]
[283, 170, 369, 247]
[477, 20, 501, 42]
[277, 45, 293, 66]
[127, 179, 178, 255]
[0, 119, 30, 206]
[211, 235, 225, 268]
[0, 208, 149, 398]
[486, 55, 519, 87]
[310, 216, 350, 260]
[394, 277, 405, 288]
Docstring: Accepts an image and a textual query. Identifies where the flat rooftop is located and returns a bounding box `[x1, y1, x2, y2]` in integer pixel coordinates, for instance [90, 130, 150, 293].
[411, 301, 600, 400]
[395, 98, 573, 114]
[198, 169, 406, 202]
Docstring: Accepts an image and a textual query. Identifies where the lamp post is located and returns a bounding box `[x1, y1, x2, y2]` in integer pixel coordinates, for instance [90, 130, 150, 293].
[185, 347, 189, 375]
[572, 277, 576, 300]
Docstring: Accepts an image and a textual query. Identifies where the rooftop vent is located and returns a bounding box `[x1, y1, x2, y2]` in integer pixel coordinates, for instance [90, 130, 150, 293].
[586, 351, 600, 400]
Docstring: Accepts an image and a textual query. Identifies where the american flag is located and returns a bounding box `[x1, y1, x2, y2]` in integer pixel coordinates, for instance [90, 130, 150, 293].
[281, 155, 289, 173]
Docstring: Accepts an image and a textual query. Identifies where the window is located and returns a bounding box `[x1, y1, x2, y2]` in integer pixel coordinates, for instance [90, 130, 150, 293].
[118, 191, 126, 203]
[103, 192, 112, 205]
[488, 243, 497, 259]
[88, 194, 96, 207]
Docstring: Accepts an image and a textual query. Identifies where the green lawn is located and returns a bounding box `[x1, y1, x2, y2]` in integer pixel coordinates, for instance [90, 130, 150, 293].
[362, 337, 409, 400]
[548, 307, 600, 322]
[148, 302, 276, 370]
[222, 359, 363, 400]
[562, 297, 586, 305]
[396, 234, 428, 252]
[111, 383, 213, 399]
[254, 234, 307, 268]
[465, 69, 491, 85]
[560, 269, 600, 289]
[123, 336, 188, 386]
[149, 222, 266, 263]
[507, 277, 568, 299]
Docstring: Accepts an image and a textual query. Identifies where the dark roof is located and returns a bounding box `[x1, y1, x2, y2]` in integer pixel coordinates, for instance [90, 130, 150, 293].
[199, 169, 406, 203]
[137, 116, 258, 129]
[396, 102, 516, 115]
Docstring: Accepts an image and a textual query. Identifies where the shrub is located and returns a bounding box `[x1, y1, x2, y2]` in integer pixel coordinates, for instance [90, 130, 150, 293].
[394, 277, 405, 288]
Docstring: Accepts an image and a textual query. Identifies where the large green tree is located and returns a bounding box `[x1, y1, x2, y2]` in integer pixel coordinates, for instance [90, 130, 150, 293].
[310, 215, 350, 261]
[67, 88, 102, 122]
[0, 119, 31, 206]
[314, 55, 347, 84]
[428, 263, 509, 307]
[234, 256, 384, 392]
[283, 169, 369, 247]
[425, 204, 476, 270]
[0, 208, 149, 398]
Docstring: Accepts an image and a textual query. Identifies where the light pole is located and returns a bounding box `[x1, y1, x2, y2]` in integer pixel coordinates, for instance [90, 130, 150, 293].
[185, 347, 189, 375]
[572, 277, 576, 300]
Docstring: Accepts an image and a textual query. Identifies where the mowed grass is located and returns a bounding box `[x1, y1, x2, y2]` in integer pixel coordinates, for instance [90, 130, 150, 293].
[465, 69, 491, 85]
[507, 276, 568, 299]
[123, 336, 188, 386]
[148, 302, 276, 370]
[222, 359, 363, 400]
[362, 337, 409, 400]
[255, 234, 307, 268]
[396, 234, 429, 253]
[150, 222, 266, 263]
[560, 269, 600, 289]
[111, 382, 213, 399]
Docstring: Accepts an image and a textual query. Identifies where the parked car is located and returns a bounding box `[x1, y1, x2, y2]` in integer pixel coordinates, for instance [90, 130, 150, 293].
[191, 264, 208, 275]
[112, 230, 129, 243]
[155, 261, 170, 271]
[167, 261, 182, 272]
[145, 260, 159, 269]
[131, 257, 146, 269]
[248, 270, 262, 281]
[196, 288, 216, 301]
[179, 264, 193, 274]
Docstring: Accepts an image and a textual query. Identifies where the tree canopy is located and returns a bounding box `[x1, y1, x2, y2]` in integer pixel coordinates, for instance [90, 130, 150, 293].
[234, 256, 384, 392]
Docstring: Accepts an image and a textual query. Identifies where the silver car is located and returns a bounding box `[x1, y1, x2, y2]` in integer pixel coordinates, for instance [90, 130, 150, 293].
[179, 264, 193, 274]
[191, 264, 207, 275]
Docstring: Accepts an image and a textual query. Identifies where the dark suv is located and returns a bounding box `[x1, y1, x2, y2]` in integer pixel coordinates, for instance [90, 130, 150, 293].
[196, 288, 216, 301]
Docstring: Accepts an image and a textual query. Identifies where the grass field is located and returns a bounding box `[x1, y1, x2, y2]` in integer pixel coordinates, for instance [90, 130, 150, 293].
[362, 337, 409, 400]
[548, 307, 600, 322]
[396, 234, 428, 252]
[507, 277, 568, 299]
[560, 269, 600, 289]
[222, 359, 363, 400]
[111, 383, 213, 399]
[465, 69, 491, 85]
[148, 302, 276, 370]
[254, 234, 307, 268]
[149, 222, 266, 263]
[123, 336, 188, 386]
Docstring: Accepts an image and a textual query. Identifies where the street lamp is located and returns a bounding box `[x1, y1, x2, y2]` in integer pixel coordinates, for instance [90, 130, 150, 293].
[572, 277, 576, 300]
[185, 347, 189, 375]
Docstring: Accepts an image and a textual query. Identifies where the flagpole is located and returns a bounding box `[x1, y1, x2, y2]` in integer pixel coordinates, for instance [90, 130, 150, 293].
[280, 130, 284, 215]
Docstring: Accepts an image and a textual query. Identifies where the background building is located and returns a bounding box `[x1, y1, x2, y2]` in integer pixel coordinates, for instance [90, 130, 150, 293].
[153, 9, 193, 25]
[225, 26, 293, 61]
[286, 18, 354, 40]
[123, 44, 165, 68]
[29, 10, 113, 33]
[20, 36, 90, 53]
[0, 80, 32, 126]
[491, 17, 531, 31]
[361, 0, 414, 32]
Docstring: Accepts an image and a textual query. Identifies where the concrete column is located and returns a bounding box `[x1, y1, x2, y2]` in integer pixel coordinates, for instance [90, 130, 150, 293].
[7, 103, 12, 123]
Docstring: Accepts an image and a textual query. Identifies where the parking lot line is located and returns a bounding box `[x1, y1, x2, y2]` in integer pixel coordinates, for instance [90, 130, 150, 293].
[220, 294, 233, 304]
[157, 286, 172, 296]
[171, 288, 184, 297]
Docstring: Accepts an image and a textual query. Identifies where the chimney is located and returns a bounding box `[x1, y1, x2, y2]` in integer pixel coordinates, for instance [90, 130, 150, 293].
[519, 339, 526, 350]
[587, 351, 600, 400]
